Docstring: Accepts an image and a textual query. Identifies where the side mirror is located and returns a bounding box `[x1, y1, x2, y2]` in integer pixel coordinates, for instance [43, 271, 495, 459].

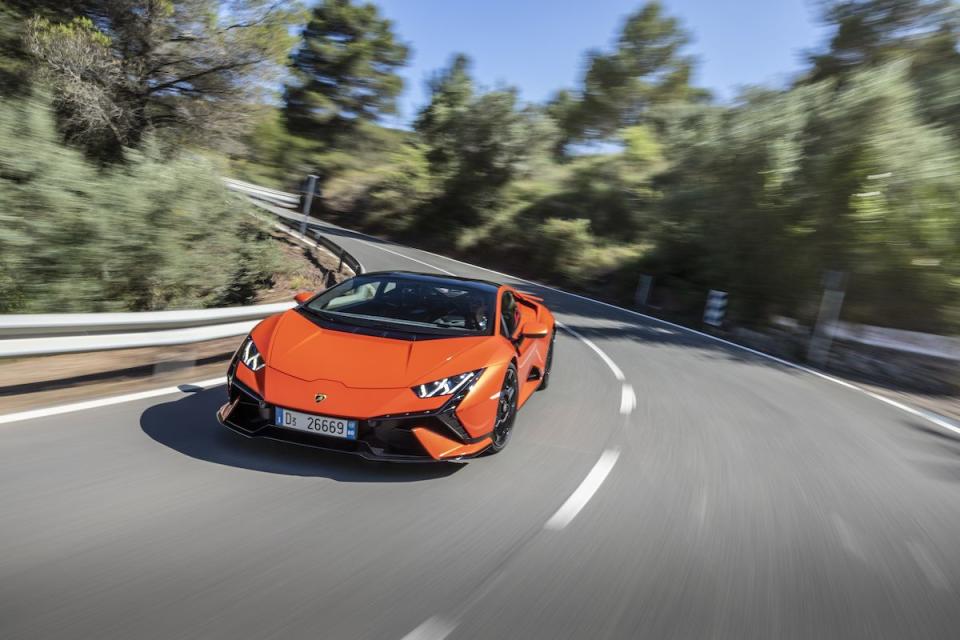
[294, 291, 313, 305]
[522, 322, 549, 339]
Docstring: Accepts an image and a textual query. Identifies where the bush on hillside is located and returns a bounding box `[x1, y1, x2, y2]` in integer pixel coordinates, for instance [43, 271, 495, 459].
[0, 93, 282, 313]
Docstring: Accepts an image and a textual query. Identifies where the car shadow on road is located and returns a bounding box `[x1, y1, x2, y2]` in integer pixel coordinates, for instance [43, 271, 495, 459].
[140, 387, 462, 482]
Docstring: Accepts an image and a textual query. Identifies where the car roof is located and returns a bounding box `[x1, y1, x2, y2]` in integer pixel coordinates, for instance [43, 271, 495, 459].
[358, 270, 502, 294]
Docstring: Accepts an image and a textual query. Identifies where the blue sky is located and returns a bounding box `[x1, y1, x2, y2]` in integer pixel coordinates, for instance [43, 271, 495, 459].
[373, 0, 828, 124]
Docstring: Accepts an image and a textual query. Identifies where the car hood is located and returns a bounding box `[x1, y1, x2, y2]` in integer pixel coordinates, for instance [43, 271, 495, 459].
[257, 309, 493, 388]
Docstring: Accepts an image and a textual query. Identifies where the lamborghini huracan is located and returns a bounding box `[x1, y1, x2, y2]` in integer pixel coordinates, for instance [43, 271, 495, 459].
[217, 271, 556, 462]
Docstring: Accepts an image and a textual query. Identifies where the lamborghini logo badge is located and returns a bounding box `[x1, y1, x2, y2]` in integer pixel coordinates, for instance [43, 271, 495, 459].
[314, 393, 327, 403]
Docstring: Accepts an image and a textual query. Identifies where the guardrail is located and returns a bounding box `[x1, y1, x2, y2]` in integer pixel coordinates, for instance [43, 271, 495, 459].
[223, 178, 364, 276]
[0, 304, 293, 358]
[222, 178, 300, 208]
[826, 321, 960, 361]
[0, 303, 294, 338]
[3, 320, 263, 358]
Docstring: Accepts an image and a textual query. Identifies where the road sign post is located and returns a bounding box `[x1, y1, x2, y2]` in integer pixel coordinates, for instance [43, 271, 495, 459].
[299, 174, 318, 236]
[635, 275, 654, 308]
[808, 270, 847, 367]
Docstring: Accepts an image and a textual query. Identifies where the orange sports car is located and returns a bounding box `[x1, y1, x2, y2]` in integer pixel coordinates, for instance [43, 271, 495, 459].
[217, 271, 556, 462]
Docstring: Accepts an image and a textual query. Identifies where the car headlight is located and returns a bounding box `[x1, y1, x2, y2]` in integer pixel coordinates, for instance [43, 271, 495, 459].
[238, 336, 265, 372]
[413, 370, 482, 399]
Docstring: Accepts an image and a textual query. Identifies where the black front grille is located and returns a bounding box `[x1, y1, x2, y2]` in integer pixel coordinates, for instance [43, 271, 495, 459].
[222, 381, 433, 458]
[221, 379, 488, 461]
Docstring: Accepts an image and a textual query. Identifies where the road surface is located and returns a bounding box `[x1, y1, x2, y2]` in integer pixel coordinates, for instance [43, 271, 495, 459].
[3, 221, 960, 639]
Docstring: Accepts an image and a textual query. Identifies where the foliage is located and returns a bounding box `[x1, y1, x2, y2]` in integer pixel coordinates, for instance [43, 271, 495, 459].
[23, 0, 302, 159]
[412, 54, 559, 232]
[512, 153, 657, 242]
[326, 139, 433, 234]
[807, 0, 957, 81]
[283, 0, 409, 148]
[550, 1, 709, 149]
[3, 0, 959, 334]
[179, 0, 960, 332]
[805, 0, 960, 138]
[0, 93, 282, 313]
[652, 62, 960, 330]
[231, 106, 317, 188]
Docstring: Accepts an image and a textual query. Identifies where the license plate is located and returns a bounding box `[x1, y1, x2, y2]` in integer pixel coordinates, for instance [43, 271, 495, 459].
[274, 408, 357, 440]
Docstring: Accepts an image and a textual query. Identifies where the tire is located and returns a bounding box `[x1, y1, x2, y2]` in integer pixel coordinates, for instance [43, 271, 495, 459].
[537, 331, 556, 391]
[489, 364, 519, 454]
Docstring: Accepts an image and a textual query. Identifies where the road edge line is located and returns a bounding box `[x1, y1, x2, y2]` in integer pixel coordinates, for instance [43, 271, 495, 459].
[0, 377, 226, 425]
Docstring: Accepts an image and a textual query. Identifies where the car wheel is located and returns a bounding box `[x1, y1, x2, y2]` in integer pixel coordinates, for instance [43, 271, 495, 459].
[489, 364, 519, 453]
[538, 331, 555, 391]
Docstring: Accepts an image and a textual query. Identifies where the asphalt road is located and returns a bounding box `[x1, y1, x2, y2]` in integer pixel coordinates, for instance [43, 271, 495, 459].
[4, 221, 960, 639]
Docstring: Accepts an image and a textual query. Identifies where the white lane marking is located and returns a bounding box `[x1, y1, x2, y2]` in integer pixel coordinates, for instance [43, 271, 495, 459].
[347, 229, 960, 440]
[620, 383, 636, 416]
[556, 322, 624, 382]
[907, 541, 950, 590]
[856, 392, 960, 439]
[400, 616, 457, 640]
[0, 377, 226, 425]
[544, 448, 621, 531]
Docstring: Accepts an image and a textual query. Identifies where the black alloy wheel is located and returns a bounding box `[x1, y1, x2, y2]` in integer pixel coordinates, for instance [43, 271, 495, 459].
[490, 364, 519, 452]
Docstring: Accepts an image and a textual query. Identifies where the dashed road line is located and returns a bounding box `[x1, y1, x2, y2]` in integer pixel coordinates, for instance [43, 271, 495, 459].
[400, 616, 458, 640]
[556, 322, 625, 382]
[544, 448, 622, 531]
[620, 383, 636, 416]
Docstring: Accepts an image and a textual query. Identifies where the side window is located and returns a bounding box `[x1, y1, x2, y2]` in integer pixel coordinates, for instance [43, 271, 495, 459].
[500, 291, 518, 338]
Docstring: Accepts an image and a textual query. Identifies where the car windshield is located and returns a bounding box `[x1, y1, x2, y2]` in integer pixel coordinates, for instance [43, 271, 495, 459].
[303, 275, 496, 337]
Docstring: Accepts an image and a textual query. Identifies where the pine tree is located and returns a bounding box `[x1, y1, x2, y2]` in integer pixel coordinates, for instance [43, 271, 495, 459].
[283, 0, 409, 146]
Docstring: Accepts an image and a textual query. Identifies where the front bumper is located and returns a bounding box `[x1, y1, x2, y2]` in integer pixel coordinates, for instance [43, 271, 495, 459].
[216, 377, 492, 462]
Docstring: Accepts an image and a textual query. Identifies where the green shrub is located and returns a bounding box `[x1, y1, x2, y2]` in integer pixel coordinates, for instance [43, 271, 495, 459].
[0, 92, 281, 313]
